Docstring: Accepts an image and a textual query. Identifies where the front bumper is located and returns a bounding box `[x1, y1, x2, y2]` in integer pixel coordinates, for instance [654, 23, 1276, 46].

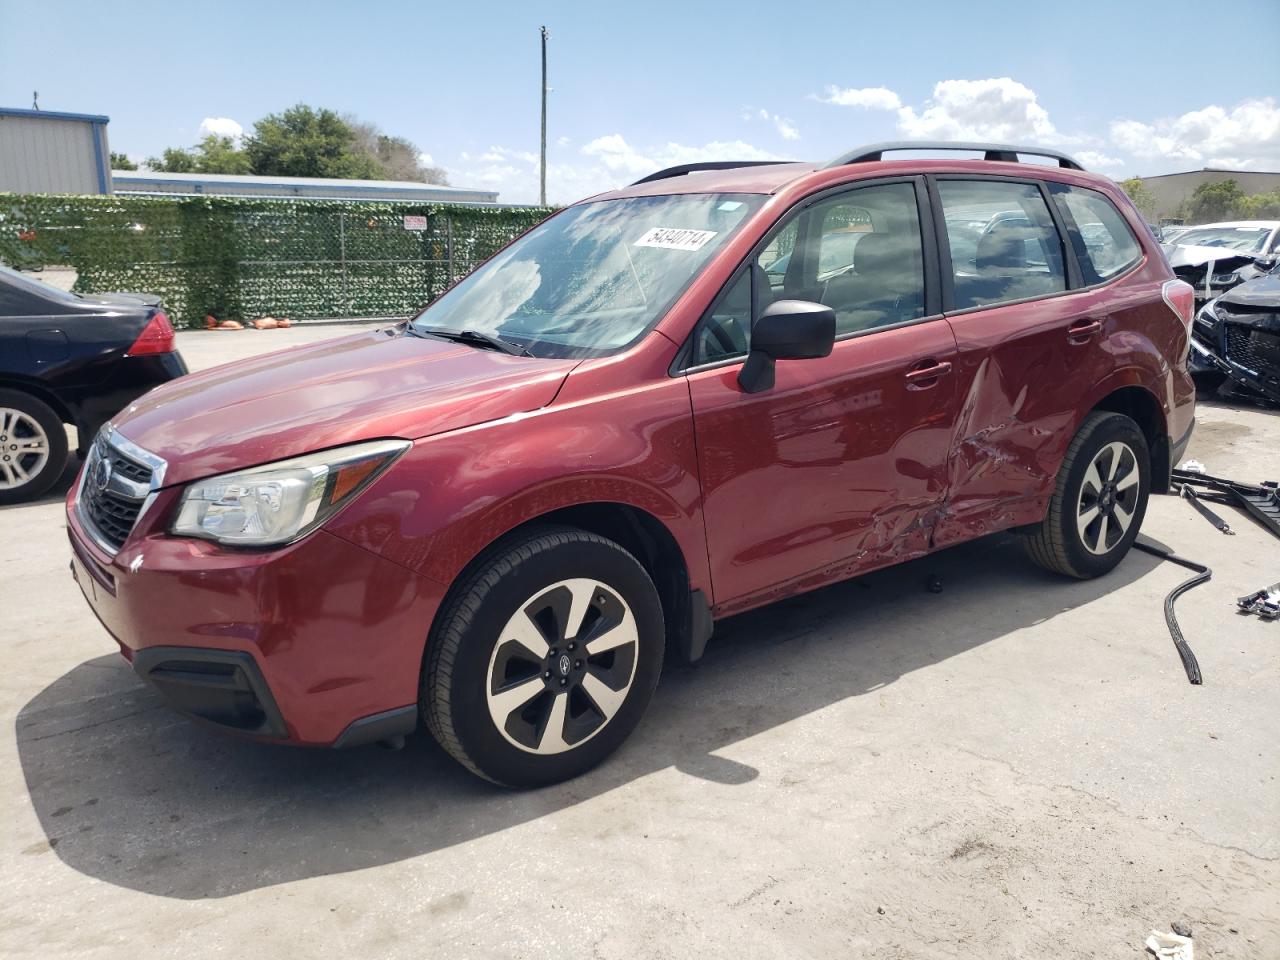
[66, 482, 444, 747]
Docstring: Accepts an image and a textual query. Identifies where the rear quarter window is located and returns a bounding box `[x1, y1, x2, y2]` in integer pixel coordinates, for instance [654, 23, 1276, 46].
[1049, 185, 1143, 285]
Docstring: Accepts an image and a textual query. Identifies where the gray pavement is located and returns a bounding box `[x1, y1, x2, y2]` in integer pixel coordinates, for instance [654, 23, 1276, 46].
[3, 324, 1278, 958]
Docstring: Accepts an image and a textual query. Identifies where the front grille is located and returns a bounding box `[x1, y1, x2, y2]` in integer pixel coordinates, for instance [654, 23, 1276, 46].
[111, 454, 153, 485]
[83, 487, 143, 549]
[1224, 324, 1280, 374]
[78, 433, 162, 553]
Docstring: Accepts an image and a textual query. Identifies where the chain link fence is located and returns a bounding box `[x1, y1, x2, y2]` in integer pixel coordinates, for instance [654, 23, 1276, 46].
[0, 194, 554, 327]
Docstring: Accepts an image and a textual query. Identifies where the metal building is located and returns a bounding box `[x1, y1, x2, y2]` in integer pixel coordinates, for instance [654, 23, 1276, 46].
[111, 170, 499, 204]
[1134, 167, 1280, 222]
[0, 107, 112, 194]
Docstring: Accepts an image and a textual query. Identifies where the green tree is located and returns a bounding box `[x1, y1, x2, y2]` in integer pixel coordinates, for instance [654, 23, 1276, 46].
[146, 136, 250, 174]
[146, 146, 198, 172]
[109, 152, 137, 171]
[1120, 177, 1156, 219]
[348, 121, 449, 184]
[1236, 188, 1280, 219]
[244, 104, 383, 179]
[1185, 179, 1245, 223]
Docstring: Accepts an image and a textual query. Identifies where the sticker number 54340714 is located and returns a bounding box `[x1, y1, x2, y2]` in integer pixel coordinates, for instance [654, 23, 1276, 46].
[633, 227, 718, 251]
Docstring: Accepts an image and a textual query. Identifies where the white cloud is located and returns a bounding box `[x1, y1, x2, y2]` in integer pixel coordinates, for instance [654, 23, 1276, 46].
[197, 116, 243, 141]
[449, 134, 788, 204]
[741, 106, 801, 141]
[897, 78, 1056, 141]
[1074, 150, 1122, 169]
[818, 85, 903, 111]
[1109, 98, 1280, 168]
[417, 152, 434, 166]
[818, 79, 1057, 142]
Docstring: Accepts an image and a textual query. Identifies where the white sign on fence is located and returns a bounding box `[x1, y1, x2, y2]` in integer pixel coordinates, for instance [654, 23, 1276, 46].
[402, 215, 428, 231]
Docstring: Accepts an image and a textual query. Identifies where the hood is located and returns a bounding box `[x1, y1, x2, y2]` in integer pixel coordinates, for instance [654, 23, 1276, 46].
[1163, 243, 1258, 272]
[111, 327, 577, 485]
[1216, 272, 1280, 310]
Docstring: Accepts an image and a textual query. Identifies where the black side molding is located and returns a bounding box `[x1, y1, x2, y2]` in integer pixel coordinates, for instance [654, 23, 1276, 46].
[331, 705, 419, 749]
[680, 589, 714, 664]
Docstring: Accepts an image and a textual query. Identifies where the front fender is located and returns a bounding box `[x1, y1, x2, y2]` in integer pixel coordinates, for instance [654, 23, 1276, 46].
[324, 374, 710, 596]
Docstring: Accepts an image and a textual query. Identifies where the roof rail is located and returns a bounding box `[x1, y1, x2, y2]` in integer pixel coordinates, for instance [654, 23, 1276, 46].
[631, 160, 790, 185]
[824, 141, 1084, 171]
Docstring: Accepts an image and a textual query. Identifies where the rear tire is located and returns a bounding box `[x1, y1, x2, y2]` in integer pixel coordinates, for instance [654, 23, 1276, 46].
[1022, 411, 1150, 579]
[423, 526, 664, 787]
[0, 389, 68, 505]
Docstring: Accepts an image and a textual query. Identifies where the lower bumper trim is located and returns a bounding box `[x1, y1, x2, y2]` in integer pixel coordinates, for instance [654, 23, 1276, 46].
[331, 705, 419, 749]
[132, 647, 288, 739]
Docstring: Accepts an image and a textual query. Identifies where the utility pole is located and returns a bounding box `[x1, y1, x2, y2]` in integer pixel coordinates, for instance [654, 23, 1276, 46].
[539, 25, 549, 206]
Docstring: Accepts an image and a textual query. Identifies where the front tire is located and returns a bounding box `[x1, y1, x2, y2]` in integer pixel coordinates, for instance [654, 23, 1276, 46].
[1023, 411, 1150, 579]
[0, 390, 68, 505]
[423, 526, 664, 787]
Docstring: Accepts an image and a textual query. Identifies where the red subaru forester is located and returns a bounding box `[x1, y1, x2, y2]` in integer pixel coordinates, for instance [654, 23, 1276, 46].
[68, 142, 1196, 787]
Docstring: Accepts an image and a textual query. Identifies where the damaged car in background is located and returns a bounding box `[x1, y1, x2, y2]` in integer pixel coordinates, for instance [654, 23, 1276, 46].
[1191, 269, 1280, 404]
[1163, 220, 1280, 303]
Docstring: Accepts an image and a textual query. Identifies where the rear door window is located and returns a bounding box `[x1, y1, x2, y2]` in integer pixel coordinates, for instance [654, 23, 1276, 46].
[1049, 184, 1143, 284]
[937, 180, 1067, 310]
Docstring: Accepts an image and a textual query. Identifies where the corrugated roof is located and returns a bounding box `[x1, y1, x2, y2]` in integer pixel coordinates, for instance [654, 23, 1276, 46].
[110, 169, 494, 197]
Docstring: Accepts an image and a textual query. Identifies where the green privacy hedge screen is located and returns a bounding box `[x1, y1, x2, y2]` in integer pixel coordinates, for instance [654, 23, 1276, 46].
[0, 194, 555, 327]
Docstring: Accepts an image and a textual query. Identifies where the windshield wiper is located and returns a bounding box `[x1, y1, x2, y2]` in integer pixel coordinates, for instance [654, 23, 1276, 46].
[409, 325, 529, 356]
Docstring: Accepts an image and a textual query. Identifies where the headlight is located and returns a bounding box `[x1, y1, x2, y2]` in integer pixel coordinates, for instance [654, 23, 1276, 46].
[171, 439, 409, 546]
[1193, 301, 1217, 332]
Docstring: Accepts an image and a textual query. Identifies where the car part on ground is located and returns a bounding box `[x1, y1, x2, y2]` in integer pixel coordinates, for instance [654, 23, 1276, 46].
[0, 262, 187, 502]
[1132, 537, 1209, 686]
[1171, 468, 1280, 541]
[1237, 582, 1280, 620]
[1179, 485, 1234, 534]
[1189, 273, 1280, 405]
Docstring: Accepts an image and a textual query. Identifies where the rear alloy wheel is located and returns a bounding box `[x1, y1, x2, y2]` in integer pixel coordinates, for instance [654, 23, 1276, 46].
[0, 391, 69, 505]
[1075, 441, 1142, 556]
[1023, 411, 1150, 579]
[424, 527, 664, 787]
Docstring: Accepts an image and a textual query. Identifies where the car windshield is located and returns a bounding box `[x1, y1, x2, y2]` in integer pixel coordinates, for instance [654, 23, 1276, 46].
[409, 194, 762, 358]
[1171, 226, 1270, 253]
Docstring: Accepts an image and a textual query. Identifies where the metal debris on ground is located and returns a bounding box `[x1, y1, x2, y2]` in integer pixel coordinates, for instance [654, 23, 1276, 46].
[1179, 485, 1234, 534]
[1238, 582, 1280, 620]
[1171, 467, 1280, 541]
[1133, 538, 1210, 685]
[1145, 928, 1194, 960]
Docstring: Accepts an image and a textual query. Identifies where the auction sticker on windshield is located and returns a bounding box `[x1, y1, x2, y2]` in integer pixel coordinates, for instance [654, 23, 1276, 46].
[634, 227, 718, 251]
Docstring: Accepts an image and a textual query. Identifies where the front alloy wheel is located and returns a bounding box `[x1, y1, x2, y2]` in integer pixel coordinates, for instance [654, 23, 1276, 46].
[486, 578, 639, 754]
[423, 527, 664, 787]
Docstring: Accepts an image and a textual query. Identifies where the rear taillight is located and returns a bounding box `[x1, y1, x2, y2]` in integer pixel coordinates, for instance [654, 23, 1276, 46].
[1161, 279, 1195, 332]
[127, 310, 175, 355]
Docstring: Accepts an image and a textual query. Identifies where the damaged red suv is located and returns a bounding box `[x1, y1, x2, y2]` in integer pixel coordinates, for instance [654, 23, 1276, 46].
[68, 141, 1196, 787]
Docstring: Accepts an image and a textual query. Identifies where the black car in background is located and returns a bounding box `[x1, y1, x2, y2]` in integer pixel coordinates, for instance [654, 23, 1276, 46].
[1191, 270, 1280, 405]
[0, 264, 187, 503]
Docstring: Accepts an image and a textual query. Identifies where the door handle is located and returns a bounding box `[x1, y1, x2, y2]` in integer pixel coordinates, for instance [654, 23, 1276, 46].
[904, 359, 953, 389]
[1067, 318, 1103, 343]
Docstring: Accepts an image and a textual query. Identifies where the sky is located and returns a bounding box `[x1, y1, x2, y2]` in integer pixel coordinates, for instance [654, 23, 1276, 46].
[2, 0, 1278, 204]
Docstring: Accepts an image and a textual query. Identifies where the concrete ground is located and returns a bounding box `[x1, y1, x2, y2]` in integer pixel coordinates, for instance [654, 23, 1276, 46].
[3, 324, 1278, 959]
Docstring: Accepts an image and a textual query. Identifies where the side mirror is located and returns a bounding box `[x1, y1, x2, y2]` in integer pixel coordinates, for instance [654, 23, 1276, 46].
[738, 299, 836, 394]
[1254, 255, 1277, 273]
